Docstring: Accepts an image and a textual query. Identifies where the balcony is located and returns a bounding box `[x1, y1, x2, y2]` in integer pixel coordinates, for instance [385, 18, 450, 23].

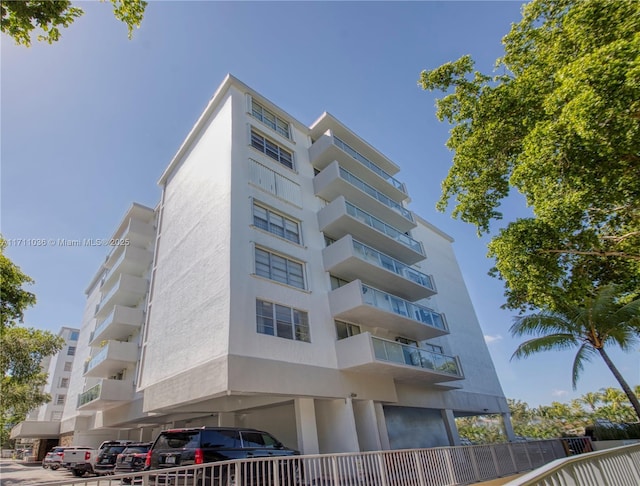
[77, 379, 135, 410]
[83, 340, 138, 378]
[329, 280, 448, 341]
[104, 217, 155, 266]
[309, 133, 407, 202]
[323, 235, 436, 301]
[89, 306, 144, 346]
[314, 162, 416, 233]
[95, 274, 148, 318]
[318, 196, 425, 264]
[336, 332, 463, 384]
[101, 245, 153, 292]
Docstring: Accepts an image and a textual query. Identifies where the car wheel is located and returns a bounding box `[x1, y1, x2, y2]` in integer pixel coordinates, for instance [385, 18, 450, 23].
[72, 469, 85, 477]
[51, 464, 60, 470]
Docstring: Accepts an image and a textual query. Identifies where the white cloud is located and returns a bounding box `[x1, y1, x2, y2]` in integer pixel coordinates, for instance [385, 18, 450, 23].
[484, 334, 503, 344]
[552, 389, 569, 397]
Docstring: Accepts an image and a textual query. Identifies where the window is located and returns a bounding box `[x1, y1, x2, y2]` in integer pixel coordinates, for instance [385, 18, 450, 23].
[55, 395, 66, 405]
[256, 299, 310, 342]
[395, 336, 419, 347]
[336, 321, 361, 340]
[249, 159, 302, 206]
[251, 129, 293, 169]
[255, 248, 305, 289]
[64, 361, 73, 372]
[69, 331, 79, 341]
[253, 202, 300, 244]
[330, 275, 350, 290]
[67, 346, 76, 356]
[251, 99, 290, 139]
[59, 377, 69, 388]
[423, 342, 444, 354]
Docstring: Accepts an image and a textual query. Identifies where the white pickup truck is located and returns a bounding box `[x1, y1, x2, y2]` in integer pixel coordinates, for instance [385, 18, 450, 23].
[63, 440, 132, 477]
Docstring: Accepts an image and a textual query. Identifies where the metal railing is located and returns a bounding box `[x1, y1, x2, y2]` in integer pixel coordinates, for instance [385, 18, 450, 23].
[362, 284, 447, 330]
[372, 337, 462, 377]
[338, 166, 413, 222]
[345, 201, 424, 256]
[40, 438, 586, 486]
[334, 136, 406, 194]
[506, 442, 640, 485]
[352, 239, 435, 291]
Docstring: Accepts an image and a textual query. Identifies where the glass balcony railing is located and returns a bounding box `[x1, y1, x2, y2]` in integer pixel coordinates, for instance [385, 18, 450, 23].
[333, 136, 406, 194]
[338, 167, 413, 222]
[372, 337, 461, 376]
[77, 383, 101, 407]
[362, 284, 446, 330]
[352, 240, 435, 291]
[345, 202, 424, 256]
[90, 308, 116, 343]
[101, 247, 129, 287]
[84, 346, 108, 374]
[95, 281, 120, 315]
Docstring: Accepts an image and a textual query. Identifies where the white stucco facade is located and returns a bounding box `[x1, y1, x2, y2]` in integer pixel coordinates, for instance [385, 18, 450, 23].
[50, 75, 514, 451]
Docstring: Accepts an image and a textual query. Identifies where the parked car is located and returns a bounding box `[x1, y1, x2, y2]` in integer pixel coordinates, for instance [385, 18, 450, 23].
[60, 446, 93, 470]
[93, 441, 135, 476]
[42, 446, 67, 470]
[113, 442, 152, 484]
[146, 427, 299, 485]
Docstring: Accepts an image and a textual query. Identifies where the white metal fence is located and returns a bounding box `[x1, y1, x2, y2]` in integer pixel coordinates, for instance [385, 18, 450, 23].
[38, 438, 585, 486]
[505, 442, 640, 485]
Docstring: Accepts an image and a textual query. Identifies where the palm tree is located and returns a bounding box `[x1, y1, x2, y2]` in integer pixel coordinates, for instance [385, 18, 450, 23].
[510, 285, 640, 420]
[576, 391, 602, 412]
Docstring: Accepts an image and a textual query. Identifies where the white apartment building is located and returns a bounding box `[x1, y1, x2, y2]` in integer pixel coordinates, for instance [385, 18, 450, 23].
[57, 75, 515, 452]
[10, 326, 79, 456]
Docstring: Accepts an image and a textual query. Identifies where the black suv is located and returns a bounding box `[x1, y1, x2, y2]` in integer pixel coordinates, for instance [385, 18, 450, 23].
[114, 442, 152, 484]
[146, 427, 298, 485]
[93, 441, 133, 475]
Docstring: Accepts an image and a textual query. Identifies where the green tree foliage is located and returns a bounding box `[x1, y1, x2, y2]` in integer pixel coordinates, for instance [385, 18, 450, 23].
[458, 390, 639, 444]
[0, 237, 64, 447]
[510, 285, 640, 419]
[1, 0, 147, 47]
[418, 0, 640, 311]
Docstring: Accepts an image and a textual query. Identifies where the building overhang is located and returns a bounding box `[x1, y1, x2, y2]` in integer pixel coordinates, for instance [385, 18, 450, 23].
[10, 421, 60, 439]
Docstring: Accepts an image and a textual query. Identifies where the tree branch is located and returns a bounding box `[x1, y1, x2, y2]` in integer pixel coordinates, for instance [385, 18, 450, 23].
[538, 249, 640, 261]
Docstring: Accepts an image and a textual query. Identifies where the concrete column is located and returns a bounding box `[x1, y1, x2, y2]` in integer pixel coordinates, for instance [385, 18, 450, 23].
[353, 400, 382, 451]
[441, 409, 461, 445]
[217, 412, 236, 427]
[373, 403, 390, 450]
[315, 398, 360, 453]
[294, 398, 319, 455]
[502, 413, 517, 442]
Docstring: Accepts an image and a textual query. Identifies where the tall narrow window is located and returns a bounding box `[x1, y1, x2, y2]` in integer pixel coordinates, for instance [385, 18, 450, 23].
[251, 129, 293, 169]
[256, 299, 310, 342]
[67, 346, 76, 356]
[255, 248, 305, 289]
[253, 202, 300, 244]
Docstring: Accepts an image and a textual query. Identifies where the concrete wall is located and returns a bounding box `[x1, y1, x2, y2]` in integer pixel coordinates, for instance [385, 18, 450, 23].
[239, 402, 298, 451]
[139, 91, 234, 400]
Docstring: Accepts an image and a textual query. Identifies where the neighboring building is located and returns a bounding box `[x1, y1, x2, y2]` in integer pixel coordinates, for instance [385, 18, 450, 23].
[55, 75, 515, 451]
[10, 326, 79, 459]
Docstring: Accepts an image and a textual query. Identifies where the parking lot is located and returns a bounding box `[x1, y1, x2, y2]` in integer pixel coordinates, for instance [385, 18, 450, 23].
[0, 458, 88, 485]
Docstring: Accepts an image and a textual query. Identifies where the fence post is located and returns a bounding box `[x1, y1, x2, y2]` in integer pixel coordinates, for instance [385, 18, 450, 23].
[469, 446, 481, 482]
[413, 450, 427, 486]
[331, 456, 340, 486]
[376, 453, 388, 486]
[443, 448, 456, 484]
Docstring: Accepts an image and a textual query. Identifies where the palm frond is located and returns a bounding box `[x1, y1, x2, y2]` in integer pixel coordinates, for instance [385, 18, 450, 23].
[510, 313, 575, 337]
[511, 334, 579, 361]
[571, 344, 596, 389]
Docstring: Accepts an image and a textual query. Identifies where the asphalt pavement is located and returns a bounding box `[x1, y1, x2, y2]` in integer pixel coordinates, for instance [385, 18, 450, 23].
[0, 459, 73, 485]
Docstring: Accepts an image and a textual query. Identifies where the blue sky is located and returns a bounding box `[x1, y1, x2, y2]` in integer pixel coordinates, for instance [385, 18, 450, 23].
[2, 1, 637, 409]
